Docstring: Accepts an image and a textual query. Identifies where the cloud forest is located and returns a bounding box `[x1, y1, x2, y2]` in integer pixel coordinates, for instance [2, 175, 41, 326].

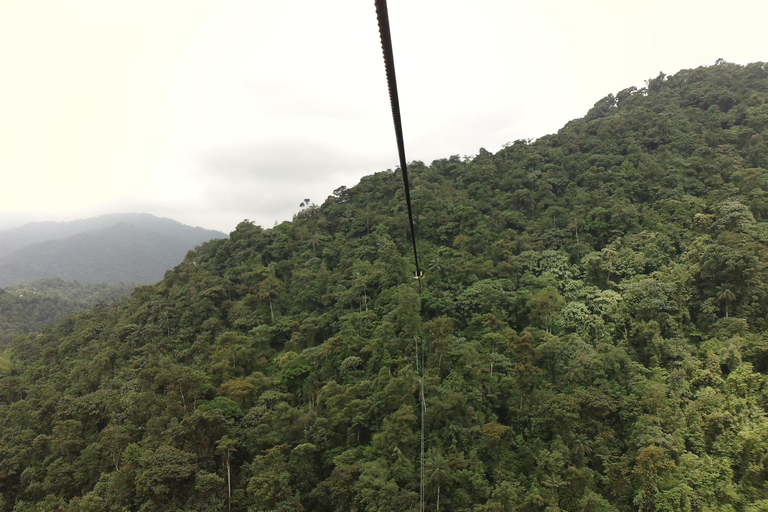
[3, 61, 768, 511]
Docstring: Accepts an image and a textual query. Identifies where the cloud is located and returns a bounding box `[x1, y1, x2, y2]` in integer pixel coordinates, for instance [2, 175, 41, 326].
[200, 140, 365, 181]
[247, 81, 368, 121]
[193, 139, 388, 227]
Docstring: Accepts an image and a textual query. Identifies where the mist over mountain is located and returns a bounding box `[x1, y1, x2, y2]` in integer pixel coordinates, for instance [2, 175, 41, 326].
[3, 61, 768, 511]
[0, 213, 226, 287]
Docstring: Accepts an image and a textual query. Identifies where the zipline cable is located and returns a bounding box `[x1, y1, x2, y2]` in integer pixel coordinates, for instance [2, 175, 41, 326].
[374, 3, 426, 511]
[374, 0, 423, 292]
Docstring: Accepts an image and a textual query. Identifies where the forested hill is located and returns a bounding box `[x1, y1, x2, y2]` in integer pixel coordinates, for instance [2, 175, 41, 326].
[0, 213, 223, 258]
[0, 279, 135, 349]
[2, 60, 768, 511]
[0, 213, 226, 286]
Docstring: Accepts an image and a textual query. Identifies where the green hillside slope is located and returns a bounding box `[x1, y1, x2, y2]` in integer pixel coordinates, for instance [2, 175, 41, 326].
[2, 61, 768, 511]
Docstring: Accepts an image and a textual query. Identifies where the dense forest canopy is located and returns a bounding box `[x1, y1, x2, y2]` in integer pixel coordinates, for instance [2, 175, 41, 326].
[3, 60, 768, 511]
[0, 279, 135, 349]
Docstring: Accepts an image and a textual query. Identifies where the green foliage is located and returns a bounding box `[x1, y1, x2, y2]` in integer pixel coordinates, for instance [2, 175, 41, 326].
[0, 278, 134, 348]
[3, 61, 768, 511]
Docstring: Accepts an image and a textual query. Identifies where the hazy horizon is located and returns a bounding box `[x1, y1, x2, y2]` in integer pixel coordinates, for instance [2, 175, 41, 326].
[0, 211, 230, 235]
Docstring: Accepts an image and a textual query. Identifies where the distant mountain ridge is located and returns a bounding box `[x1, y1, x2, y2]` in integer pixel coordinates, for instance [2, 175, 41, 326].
[0, 213, 226, 286]
[0, 213, 222, 257]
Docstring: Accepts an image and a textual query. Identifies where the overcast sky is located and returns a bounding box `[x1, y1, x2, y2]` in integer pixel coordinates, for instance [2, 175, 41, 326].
[1, 0, 767, 233]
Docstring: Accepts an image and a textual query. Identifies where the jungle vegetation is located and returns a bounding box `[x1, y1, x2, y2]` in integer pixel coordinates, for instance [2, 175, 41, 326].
[0, 279, 135, 349]
[2, 60, 768, 511]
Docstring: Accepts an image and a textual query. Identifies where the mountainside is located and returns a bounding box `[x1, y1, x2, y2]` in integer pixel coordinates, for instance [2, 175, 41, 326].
[0, 279, 134, 348]
[0, 213, 222, 257]
[0, 214, 226, 286]
[2, 61, 768, 511]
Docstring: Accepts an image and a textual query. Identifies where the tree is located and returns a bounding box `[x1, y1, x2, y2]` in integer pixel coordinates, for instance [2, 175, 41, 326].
[716, 286, 737, 318]
[247, 445, 303, 511]
[526, 286, 565, 333]
[257, 265, 283, 322]
[425, 449, 452, 511]
[216, 436, 238, 512]
[135, 446, 197, 506]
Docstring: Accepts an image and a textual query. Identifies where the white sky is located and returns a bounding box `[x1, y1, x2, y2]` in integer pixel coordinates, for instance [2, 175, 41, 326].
[1, 0, 767, 233]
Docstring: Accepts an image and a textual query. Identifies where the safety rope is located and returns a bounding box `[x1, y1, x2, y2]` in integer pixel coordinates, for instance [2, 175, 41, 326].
[374, 0, 423, 291]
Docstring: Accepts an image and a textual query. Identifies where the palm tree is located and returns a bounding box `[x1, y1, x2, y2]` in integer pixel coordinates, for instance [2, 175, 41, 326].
[307, 232, 325, 252]
[428, 247, 446, 276]
[425, 450, 450, 511]
[716, 286, 737, 318]
[257, 266, 282, 322]
[342, 210, 354, 231]
[542, 473, 568, 509]
[601, 247, 617, 282]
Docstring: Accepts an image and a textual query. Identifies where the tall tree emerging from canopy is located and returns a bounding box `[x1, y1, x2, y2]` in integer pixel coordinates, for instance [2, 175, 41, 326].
[257, 264, 282, 323]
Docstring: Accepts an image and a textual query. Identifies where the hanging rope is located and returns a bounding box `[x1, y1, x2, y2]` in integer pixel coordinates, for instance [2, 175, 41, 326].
[374, 0, 423, 291]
